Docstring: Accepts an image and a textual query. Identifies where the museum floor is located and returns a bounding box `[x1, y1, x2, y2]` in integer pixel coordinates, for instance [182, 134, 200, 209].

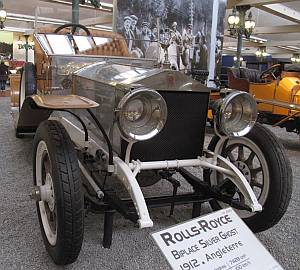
[0, 96, 299, 270]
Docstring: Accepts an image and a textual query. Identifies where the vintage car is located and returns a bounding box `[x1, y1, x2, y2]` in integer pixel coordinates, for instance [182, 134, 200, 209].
[13, 24, 292, 265]
[210, 64, 300, 135]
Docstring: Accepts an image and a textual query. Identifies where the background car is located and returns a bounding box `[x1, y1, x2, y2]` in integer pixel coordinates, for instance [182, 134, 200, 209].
[226, 64, 300, 134]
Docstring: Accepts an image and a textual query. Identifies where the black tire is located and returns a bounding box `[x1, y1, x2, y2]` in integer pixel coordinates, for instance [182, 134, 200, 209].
[205, 123, 292, 232]
[33, 120, 84, 265]
[19, 62, 37, 111]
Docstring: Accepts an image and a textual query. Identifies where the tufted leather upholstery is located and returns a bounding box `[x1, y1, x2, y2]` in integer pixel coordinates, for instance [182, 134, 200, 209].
[82, 38, 129, 57]
[230, 68, 241, 79]
[228, 67, 262, 92]
[240, 68, 262, 83]
[81, 30, 129, 57]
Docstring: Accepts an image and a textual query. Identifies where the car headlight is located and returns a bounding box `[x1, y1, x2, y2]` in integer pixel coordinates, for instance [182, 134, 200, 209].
[213, 91, 257, 137]
[117, 88, 167, 141]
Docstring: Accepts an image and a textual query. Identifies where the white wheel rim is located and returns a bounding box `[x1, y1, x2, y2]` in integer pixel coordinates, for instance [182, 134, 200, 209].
[211, 137, 270, 219]
[36, 141, 57, 246]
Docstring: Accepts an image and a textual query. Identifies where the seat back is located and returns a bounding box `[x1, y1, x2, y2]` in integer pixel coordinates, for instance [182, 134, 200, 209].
[228, 67, 249, 92]
[229, 67, 241, 79]
[81, 30, 129, 57]
[240, 68, 261, 83]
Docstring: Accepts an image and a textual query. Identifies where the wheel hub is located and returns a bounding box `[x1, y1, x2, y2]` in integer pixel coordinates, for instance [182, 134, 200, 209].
[32, 173, 55, 211]
[234, 160, 251, 182]
[45, 173, 55, 211]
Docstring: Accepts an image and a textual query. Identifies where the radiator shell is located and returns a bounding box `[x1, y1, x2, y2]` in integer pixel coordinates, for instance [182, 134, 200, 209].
[122, 91, 209, 161]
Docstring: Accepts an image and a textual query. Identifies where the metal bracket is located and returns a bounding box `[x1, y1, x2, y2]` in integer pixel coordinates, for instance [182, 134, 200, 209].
[205, 150, 262, 212]
[114, 157, 153, 228]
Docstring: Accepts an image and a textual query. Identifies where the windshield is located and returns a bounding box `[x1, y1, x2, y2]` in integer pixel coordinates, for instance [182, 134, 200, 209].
[35, 33, 114, 55]
[46, 34, 75, 54]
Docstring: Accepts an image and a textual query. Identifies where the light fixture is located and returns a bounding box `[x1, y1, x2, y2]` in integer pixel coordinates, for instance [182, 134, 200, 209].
[17, 33, 34, 61]
[17, 35, 34, 51]
[80, 0, 101, 9]
[227, 6, 240, 30]
[228, 6, 255, 68]
[255, 50, 262, 57]
[255, 47, 269, 59]
[227, 6, 256, 39]
[234, 56, 243, 62]
[291, 54, 300, 63]
[245, 12, 256, 32]
[248, 36, 268, 43]
[0, 1, 7, 29]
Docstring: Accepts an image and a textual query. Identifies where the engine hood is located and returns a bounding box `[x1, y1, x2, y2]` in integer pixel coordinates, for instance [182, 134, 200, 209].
[74, 62, 210, 93]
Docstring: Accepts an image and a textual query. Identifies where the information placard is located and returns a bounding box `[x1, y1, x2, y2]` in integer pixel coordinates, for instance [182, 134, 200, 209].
[152, 208, 283, 270]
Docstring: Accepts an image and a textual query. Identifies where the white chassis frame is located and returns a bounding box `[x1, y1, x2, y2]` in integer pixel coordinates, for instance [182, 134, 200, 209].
[50, 116, 262, 229]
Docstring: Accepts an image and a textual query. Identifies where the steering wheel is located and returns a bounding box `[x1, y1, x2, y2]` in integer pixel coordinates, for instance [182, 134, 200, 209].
[260, 64, 281, 81]
[54, 23, 91, 36]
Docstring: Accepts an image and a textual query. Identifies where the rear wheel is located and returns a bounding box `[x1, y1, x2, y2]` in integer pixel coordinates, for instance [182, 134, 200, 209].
[205, 123, 292, 232]
[33, 120, 84, 265]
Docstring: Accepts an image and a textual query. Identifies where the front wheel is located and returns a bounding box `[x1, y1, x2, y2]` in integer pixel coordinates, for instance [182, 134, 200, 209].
[33, 120, 84, 265]
[205, 123, 292, 232]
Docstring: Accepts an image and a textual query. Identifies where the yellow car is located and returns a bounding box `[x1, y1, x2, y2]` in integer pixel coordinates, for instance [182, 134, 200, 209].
[210, 64, 300, 134]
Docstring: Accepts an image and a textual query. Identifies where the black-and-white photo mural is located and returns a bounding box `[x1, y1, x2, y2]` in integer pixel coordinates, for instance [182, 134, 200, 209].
[216, 0, 227, 75]
[115, 0, 221, 73]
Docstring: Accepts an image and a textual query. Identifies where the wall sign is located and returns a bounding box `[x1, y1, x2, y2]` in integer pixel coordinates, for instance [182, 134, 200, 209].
[152, 208, 283, 270]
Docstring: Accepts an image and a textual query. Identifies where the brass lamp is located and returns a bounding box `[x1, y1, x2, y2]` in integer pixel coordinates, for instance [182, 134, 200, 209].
[227, 7, 240, 30]
[256, 47, 268, 59]
[227, 7, 256, 38]
[228, 6, 256, 68]
[244, 12, 256, 38]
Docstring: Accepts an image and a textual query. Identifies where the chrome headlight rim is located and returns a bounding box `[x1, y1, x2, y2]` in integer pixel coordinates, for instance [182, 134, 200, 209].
[117, 88, 167, 141]
[214, 91, 257, 137]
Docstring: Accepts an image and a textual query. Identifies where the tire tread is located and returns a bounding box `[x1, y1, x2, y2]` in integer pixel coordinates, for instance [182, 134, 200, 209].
[33, 120, 84, 265]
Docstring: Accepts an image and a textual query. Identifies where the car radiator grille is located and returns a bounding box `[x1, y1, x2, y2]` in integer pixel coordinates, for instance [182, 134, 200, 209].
[121, 91, 209, 162]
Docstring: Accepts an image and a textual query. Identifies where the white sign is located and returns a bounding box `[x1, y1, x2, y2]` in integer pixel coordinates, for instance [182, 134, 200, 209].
[152, 208, 283, 270]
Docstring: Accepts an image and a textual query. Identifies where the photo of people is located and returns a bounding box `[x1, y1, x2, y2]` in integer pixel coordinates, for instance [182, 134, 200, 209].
[116, 0, 219, 73]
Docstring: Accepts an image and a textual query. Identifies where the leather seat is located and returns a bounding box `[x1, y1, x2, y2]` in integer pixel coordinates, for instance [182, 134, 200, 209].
[240, 68, 262, 83]
[228, 67, 262, 92]
[81, 30, 130, 57]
